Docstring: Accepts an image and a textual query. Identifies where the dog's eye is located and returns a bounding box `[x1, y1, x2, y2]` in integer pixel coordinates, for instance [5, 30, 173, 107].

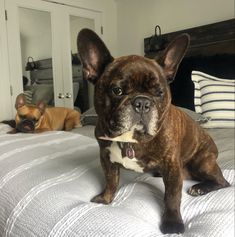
[20, 115, 26, 120]
[33, 118, 39, 123]
[112, 86, 123, 96]
[156, 89, 164, 97]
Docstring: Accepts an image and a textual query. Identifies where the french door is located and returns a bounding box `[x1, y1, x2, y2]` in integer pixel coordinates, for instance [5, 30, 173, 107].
[5, 0, 102, 114]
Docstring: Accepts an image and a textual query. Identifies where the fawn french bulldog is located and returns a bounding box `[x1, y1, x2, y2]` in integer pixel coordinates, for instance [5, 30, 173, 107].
[5, 93, 81, 133]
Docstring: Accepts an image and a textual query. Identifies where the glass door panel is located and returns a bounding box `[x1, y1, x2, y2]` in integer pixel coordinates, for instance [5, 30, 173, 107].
[69, 16, 95, 112]
[19, 7, 55, 106]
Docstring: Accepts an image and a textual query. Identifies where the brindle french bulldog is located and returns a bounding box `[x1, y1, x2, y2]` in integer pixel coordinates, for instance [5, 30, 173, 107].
[77, 29, 229, 234]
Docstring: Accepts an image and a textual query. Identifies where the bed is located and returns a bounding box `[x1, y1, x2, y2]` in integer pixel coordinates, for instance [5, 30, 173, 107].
[0, 19, 235, 237]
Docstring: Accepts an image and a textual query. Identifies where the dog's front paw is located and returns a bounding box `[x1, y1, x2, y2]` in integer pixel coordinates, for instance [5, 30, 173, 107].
[91, 193, 113, 205]
[7, 129, 17, 134]
[188, 181, 230, 196]
[188, 184, 207, 196]
[160, 219, 185, 234]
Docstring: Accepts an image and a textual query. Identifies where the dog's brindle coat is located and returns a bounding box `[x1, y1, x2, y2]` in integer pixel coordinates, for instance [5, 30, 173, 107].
[77, 29, 229, 234]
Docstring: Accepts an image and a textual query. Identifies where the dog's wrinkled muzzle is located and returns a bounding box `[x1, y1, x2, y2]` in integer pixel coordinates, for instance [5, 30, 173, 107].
[17, 119, 35, 133]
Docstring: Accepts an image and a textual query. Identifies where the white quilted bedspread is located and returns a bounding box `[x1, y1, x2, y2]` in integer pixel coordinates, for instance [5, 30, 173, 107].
[0, 124, 234, 237]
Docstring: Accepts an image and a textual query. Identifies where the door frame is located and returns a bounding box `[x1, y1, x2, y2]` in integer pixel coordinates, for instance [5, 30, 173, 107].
[0, 0, 13, 120]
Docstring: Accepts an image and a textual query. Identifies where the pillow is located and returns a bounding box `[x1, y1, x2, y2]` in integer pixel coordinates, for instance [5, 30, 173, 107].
[31, 84, 54, 105]
[177, 107, 210, 125]
[191, 71, 235, 128]
[81, 107, 97, 126]
[23, 90, 33, 104]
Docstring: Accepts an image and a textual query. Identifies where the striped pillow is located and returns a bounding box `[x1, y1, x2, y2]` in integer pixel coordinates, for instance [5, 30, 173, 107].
[191, 71, 235, 128]
[23, 90, 33, 104]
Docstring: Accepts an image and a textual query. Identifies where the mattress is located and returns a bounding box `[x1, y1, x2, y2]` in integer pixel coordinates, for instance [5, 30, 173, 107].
[0, 124, 234, 237]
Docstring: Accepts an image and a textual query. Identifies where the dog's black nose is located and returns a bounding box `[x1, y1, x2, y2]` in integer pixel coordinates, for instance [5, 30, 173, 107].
[132, 96, 151, 114]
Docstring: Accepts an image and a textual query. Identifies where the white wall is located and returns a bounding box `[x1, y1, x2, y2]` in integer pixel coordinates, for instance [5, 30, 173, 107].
[116, 0, 235, 56]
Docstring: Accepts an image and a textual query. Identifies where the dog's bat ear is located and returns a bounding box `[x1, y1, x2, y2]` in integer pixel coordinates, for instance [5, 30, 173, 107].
[157, 34, 190, 84]
[36, 101, 46, 114]
[77, 28, 114, 84]
[15, 93, 26, 109]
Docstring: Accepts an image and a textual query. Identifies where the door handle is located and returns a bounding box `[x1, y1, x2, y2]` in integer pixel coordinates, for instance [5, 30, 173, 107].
[65, 92, 72, 99]
[58, 93, 65, 99]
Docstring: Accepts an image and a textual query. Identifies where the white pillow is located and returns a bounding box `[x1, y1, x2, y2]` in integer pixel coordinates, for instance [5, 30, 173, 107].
[191, 71, 235, 128]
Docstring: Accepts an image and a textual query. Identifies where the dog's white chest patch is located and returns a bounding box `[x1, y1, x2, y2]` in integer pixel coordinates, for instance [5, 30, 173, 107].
[107, 142, 144, 173]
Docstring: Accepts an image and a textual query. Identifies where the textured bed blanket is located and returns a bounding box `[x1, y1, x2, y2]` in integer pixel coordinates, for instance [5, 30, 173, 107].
[0, 124, 234, 237]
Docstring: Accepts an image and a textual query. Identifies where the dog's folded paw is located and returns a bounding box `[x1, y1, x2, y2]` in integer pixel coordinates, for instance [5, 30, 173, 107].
[91, 193, 113, 205]
[7, 129, 17, 134]
[160, 220, 185, 234]
[188, 185, 207, 196]
[187, 181, 230, 196]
